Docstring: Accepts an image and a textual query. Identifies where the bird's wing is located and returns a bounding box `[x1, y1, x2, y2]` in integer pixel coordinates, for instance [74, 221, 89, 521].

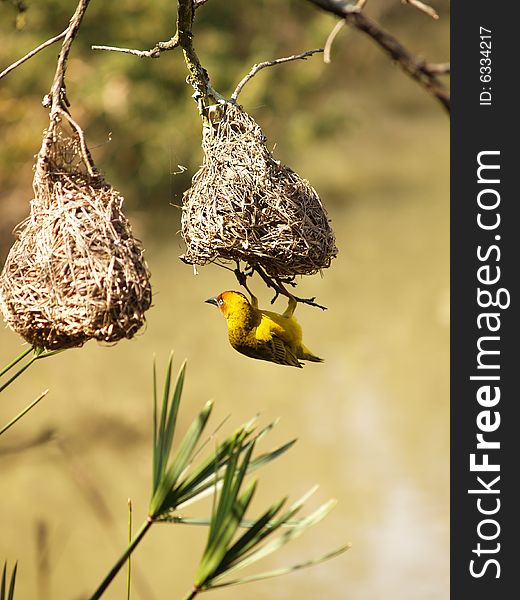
[268, 334, 303, 368]
[234, 334, 303, 368]
[258, 311, 302, 345]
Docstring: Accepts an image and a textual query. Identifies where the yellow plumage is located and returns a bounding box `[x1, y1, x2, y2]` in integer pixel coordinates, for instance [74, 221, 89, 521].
[206, 291, 323, 368]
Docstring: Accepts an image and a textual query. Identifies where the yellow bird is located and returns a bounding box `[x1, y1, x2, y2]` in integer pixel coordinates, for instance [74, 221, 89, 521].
[205, 291, 323, 368]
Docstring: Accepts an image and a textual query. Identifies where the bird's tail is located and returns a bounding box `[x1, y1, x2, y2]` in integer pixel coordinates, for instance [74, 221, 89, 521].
[300, 345, 324, 363]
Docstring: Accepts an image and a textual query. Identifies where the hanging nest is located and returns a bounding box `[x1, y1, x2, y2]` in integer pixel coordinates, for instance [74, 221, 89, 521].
[0, 112, 152, 350]
[180, 102, 337, 278]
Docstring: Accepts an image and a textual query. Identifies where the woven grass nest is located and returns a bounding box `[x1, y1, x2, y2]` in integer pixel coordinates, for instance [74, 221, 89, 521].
[0, 113, 152, 350]
[181, 102, 337, 278]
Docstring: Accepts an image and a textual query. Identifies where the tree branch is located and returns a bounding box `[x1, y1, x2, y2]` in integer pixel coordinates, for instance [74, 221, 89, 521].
[48, 0, 92, 112]
[176, 0, 211, 102]
[230, 48, 324, 102]
[92, 0, 208, 59]
[0, 29, 67, 81]
[92, 1, 222, 108]
[305, 0, 450, 113]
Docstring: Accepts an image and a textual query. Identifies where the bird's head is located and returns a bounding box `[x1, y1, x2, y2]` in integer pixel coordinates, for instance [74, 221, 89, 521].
[205, 291, 250, 319]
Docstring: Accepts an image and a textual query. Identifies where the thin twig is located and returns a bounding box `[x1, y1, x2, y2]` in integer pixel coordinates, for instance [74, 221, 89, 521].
[324, 20, 345, 64]
[92, 0, 208, 59]
[250, 265, 328, 310]
[231, 263, 327, 310]
[90, 45, 162, 58]
[92, 1, 222, 107]
[275, 277, 327, 311]
[231, 49, 324, 102]
[92, 35, 179, 59]
[0, 29, 67, 81]
[401, 0, 439, 20]
[306, 0, 449, 112]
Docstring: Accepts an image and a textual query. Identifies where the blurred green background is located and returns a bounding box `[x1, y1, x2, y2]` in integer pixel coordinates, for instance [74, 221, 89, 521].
[0, 1, 449, 599]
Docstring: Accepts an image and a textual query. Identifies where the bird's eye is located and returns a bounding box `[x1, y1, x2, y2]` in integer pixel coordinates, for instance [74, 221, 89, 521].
[218, 298, 224, 306]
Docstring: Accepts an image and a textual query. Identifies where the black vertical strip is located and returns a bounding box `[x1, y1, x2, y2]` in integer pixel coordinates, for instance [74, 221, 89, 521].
[451, 2, 517, 598]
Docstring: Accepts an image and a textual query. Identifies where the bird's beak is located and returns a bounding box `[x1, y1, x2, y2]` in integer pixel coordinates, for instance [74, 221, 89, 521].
[205, 296, 218, 306]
